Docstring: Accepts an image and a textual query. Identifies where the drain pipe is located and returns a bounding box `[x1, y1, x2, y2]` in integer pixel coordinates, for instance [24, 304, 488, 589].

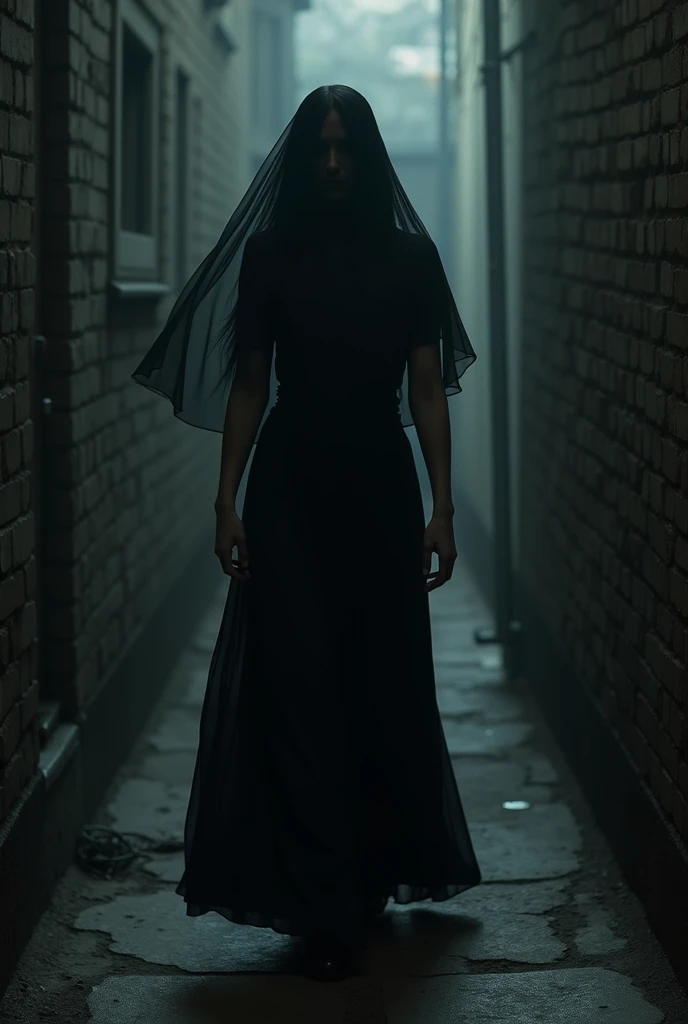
[475, 0, 522, 675]
[437, 0, 452, 275]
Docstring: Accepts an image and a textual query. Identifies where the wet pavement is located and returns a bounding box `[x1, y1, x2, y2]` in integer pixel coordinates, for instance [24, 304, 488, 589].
[1, 566, 688, 1022]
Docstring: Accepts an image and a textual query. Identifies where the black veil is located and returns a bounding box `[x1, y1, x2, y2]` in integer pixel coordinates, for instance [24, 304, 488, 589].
[131, 85, 476, 437]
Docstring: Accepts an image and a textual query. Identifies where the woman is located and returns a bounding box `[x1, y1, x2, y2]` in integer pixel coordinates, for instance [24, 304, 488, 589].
[132, 85, 481, 983]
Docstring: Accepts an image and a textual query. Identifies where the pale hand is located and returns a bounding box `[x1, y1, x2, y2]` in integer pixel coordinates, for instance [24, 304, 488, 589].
[214, 505, 251, 582]
[422, 513, 457, 593]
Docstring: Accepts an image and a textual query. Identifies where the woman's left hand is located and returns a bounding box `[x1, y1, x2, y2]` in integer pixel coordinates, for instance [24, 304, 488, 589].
[422, 513, 457, 593]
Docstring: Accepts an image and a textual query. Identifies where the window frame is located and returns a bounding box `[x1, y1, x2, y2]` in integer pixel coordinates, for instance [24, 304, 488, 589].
[113, 0, 161, 281]
[174, 65, 192, 294]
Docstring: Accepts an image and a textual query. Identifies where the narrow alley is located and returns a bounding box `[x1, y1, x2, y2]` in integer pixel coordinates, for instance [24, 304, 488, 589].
[1, 0, 688, 1020]
[1, 566, 686, 1023]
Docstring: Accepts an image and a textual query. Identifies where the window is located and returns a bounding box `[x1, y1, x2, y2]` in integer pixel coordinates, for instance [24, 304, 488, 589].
[115, 0, 161, 279]
[191, 96, 204, 269]
[175, 69, 190, 292]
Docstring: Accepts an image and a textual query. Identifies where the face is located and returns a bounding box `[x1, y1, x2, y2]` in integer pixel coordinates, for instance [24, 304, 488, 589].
[314, 110, 354, 201]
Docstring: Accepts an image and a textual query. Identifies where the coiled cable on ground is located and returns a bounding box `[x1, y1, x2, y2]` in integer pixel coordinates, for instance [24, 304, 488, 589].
[74, 826, 184, 880]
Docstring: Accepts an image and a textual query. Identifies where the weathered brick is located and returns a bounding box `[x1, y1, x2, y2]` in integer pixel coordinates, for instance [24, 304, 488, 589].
[0, 749, 24, 818]
[669, 567, 688, 616]
[0, 6, 39, 826]
[19, 677, 38, 731]
[675, 6, 688, 43]
[518, 0, 688, 845]
[0, 702, 20, 765]
[0, 0, 254, 833]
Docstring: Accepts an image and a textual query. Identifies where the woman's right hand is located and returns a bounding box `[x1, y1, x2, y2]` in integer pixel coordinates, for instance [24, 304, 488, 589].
[214, 503, 250, 582]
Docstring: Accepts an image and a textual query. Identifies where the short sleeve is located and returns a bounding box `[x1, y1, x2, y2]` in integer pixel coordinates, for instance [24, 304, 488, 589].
[407, 236, 445, 351]
[234, 232, 274, 353]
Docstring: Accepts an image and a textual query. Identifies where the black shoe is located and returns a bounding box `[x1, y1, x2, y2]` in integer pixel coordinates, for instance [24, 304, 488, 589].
[302, 935, 359, 983]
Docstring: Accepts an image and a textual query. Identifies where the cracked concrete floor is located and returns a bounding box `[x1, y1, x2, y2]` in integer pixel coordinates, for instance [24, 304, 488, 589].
[2, 567, 688, 1023]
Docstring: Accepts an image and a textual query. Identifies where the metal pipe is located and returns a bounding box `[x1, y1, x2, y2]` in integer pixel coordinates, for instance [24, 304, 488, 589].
[437, 0, 451, 274]
[480, 0, 519, 675]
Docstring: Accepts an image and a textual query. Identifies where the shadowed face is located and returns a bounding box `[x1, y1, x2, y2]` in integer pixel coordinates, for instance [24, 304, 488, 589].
[314, 109, 354, 201]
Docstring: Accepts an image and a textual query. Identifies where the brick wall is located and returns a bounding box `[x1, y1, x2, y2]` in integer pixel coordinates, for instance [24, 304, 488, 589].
[38, 0, 112, 714]
[111, 0, 249, 706]
[39, 0, 249, 718]
[521, 0, 688, 842]
[0, 0, 251, 825]
[0, 1, 41, 821]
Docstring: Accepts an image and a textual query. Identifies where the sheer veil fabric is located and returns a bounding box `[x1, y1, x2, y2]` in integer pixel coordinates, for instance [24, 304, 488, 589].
[131, 94, 476, 438]
[131, 86, 481, 946]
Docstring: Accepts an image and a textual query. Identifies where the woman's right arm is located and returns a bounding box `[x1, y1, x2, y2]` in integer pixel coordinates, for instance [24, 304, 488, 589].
[213, 349, 272, 582]
[214, 234, 274, 580]
[215, 350, 271, 513]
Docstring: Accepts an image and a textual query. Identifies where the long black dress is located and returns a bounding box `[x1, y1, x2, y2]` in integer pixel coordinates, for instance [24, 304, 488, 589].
[175, 219, 481, 949]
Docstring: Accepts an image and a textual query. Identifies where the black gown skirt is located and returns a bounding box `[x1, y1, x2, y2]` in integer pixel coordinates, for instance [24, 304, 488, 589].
[175, 226, 481, 948]
[175, 392, 481, 949]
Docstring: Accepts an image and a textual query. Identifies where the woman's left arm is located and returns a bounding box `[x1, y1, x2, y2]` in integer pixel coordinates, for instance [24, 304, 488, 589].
[408, 343, 457, 593]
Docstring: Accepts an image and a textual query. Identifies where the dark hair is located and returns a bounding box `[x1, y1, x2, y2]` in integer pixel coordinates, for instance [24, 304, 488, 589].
[274, 85, 396, 235]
